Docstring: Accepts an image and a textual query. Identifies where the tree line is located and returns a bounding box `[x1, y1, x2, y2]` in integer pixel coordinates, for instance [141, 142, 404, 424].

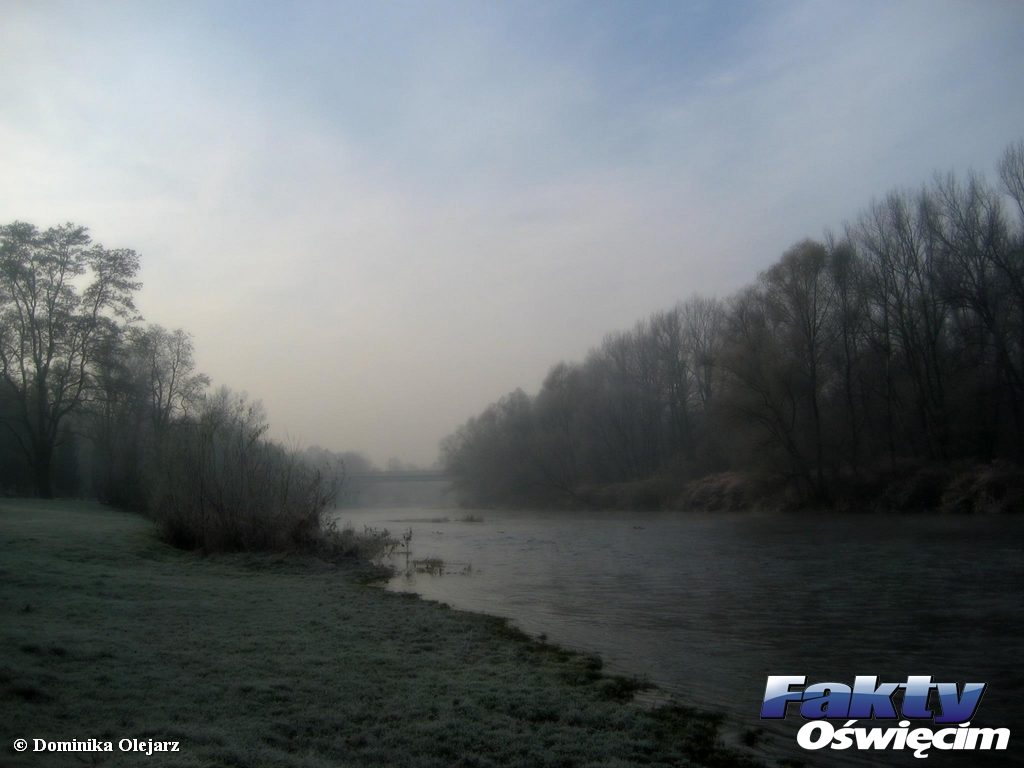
[442, 141, 1024, 511]
[0, 222, 343, 551]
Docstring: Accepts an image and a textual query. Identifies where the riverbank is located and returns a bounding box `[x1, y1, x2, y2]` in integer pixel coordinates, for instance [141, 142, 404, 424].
[569, 459, 1024, 514]
[0, 499, 759, 768]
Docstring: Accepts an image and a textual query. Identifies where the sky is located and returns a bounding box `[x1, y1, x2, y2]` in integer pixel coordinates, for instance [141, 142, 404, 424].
[2, 0, 1024, 466]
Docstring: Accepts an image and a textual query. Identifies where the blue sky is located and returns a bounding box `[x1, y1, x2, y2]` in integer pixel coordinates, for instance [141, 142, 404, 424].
[3, 0, 1024, 464]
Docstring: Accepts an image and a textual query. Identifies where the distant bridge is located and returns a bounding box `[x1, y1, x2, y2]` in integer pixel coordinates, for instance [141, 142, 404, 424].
[348, 470, 452, 484]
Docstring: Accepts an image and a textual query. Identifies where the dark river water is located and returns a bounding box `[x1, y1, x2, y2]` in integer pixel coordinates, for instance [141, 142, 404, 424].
[335, 507, 1024, 766]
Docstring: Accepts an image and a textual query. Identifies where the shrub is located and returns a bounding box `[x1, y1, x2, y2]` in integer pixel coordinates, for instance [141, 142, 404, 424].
[148, 388, 336, 552]
[678, 471, 778, 511]
[941, 460, 1024, 514]
[312, 521, 401, 563]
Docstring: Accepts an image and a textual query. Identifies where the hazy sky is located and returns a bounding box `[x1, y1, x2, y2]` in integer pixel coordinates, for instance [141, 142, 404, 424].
[3, 1, 1023, 465]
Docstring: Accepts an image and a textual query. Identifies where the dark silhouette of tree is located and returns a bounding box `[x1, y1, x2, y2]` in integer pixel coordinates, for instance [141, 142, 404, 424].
[0, 222, 140, 498]
[761, 240, 836, 498]
[87, 324, 208, 507]
[442, 140, 1024, 509]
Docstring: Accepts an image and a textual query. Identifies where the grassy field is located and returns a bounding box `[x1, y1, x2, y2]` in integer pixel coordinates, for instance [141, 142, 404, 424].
[0, 499, 757, 768]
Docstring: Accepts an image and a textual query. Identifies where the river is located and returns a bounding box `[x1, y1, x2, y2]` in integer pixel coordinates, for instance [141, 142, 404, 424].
[334, 507, 1024, 766]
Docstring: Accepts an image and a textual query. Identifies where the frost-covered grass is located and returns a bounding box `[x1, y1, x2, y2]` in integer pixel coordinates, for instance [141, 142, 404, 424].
[0, 499, 756, 767]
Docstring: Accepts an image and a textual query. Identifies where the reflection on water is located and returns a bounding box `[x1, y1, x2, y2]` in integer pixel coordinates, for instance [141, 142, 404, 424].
[335, 507, 1024, 766]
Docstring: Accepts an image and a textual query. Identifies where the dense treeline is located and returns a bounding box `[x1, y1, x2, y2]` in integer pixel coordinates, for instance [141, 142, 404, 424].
[442, 141, 1024, 511]
[0, 222, 344, 551]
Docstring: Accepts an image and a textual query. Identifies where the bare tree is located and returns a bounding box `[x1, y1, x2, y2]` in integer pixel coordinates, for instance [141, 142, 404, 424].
[0, 222, 140, 497]
[855, 193, 951, 459]
[825, 235, 870, 472]
[680, 294, 725, 412]
[999, 140, 1024, 223]
[762, 240, 836, 497]
[923, 172, 1022, 456]
[719, 286, 812, 489]
[132, 325, 209, 435]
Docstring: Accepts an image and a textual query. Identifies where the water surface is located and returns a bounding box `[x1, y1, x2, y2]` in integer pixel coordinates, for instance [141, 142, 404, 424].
[335, 507, 1024, 765]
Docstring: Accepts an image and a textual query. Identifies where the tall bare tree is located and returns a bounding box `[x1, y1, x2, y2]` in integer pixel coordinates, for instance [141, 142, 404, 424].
[0, 222, 140, 497]
[133, 325, 209, 436]
[762, 240, 836, 497]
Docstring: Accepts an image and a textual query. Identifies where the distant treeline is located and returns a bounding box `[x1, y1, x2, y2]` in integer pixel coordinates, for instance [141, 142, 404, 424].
[442, 141, 1024, 512]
